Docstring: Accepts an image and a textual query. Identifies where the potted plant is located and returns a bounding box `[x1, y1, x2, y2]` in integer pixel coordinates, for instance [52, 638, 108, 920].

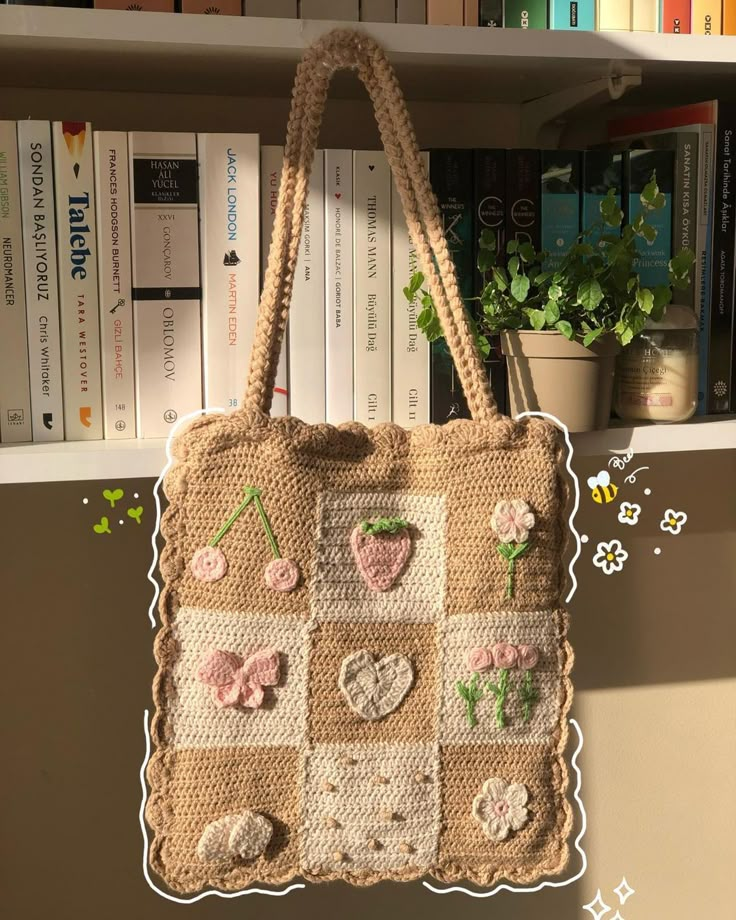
[409, 176, 695, 432]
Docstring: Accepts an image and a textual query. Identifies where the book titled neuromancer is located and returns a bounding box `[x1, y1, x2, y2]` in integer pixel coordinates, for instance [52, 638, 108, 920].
[129, 133, 202, 439]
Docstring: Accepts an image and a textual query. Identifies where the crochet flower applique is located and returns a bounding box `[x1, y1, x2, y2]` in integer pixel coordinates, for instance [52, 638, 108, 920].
[197, 647, 280, 709]
[491, 500, 535, 598]
[472, 777, 530, 841]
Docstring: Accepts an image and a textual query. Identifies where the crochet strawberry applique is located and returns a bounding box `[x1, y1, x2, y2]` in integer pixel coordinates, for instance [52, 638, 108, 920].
[350, 516, 412, 591]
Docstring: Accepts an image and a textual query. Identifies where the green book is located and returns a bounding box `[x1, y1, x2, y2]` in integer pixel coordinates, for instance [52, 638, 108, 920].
[504, 0, 548, 27]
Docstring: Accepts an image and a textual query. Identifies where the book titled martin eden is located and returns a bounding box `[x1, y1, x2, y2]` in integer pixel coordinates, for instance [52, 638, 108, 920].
[129, 133, 202, 439]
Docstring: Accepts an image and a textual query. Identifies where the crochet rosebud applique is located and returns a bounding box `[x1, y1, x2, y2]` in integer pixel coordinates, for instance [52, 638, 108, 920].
[189, 486, 301, 592]
[350, 516, 412, 591]
[197, 647, 280, 709]
[491, 500, 535, 598]
[456, 643, 541, 727]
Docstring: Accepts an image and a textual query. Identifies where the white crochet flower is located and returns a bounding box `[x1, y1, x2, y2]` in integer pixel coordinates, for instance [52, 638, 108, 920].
[592, 539, 628, 575]
[660, 508, 687, 535]
[472, 777, 529, 841]
[617, 502, 641, 526]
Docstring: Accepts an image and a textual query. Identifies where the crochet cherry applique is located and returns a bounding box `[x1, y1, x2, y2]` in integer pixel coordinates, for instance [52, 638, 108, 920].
[350, 516, 412, 591]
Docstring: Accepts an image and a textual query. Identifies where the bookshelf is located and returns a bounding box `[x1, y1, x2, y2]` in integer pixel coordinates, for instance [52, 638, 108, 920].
[1, 7, 735, 477]
[0, 417, 733, 483]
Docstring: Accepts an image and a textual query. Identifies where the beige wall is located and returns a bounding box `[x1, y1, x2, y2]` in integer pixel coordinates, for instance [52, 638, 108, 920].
[1, 448, 734, 919]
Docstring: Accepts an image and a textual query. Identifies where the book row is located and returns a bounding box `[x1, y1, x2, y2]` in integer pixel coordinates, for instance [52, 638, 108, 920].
[3, 0, 736, 34]
[0, 125, 732, 445]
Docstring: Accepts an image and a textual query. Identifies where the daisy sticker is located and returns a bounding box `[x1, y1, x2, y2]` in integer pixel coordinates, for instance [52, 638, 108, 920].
[592, 539, 628, 575]
[617, 502, 641, 526]
[660, 509, 687, 535]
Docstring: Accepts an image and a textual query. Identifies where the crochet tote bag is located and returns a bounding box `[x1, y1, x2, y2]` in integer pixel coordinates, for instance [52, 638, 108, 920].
[147, 29, 573, 893]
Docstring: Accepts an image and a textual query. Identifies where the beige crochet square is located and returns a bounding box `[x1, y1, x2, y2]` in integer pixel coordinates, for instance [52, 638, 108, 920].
[311, 492, 446, 623]
[168, 608, 309, 749]
[307, 621, 438, 744]
[146, 745, 301, 893]
[444, 444, 565, 616]
[438, 743, 569, 886]
[439, 611, 567, 745]
[301, 742, 441, 880]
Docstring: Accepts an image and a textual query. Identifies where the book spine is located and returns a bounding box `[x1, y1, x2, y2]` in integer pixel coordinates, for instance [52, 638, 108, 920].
[691, 0, 722, 33]
[360, 0, 397, 20]
[504, 0, 548, 26]
[289, 149, 325, 424]
[93, 131, 136, 439]
[426, 0, 464, 23]
[550, 0, 596, 29]
[464, 0, 479, 25]
[597, 0, 632, 29]
[397, 0, 427, 22]
[632, 0, 658, 30]
[661, 0, 691, 31]
[473, 148, 507, 416]
[0, 121, 32, 443]
[325, 149, 354, 425]
[696, 125, 715, 413]
[670, 133, 699, 313]
[430, 148, 475, 423]
[725, 0, 736, 34]
[392, 151, 430, 428]
[199, 133, 259, 415]
[581, 149, 623, 247]
[541, 149, 581, 271]
[479, 0, 503, 25]
[353, 150, 392, 426]
[707, 105, 736, 412]
[52, 121, 103, 440]
[624, 148, 674, 288]
[260, 145, 288, 416]
[506, 149, 541, 251]
[129, 132, 202, 439]
[17, 121, 64, 442]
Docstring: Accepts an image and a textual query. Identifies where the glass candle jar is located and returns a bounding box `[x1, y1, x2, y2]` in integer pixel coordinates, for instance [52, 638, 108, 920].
[613, 306, 698, 423]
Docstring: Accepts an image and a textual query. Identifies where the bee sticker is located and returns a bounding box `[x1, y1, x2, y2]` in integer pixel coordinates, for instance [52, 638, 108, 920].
[587, 470, 619, 504]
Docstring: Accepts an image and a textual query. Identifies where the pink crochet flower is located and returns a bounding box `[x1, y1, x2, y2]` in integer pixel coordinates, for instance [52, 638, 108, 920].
[517, 645, 539, 670]
[491, 500, 535, 544]
[191, 545, 228, 582]
[492, 642, 518, 670]
[467, 646, 494, 672]
[264, 558, 300, 592]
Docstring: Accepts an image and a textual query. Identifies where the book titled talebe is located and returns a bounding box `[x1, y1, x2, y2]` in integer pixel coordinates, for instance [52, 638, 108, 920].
[52, 121, 103, 440]
[129, 132, 203, 438]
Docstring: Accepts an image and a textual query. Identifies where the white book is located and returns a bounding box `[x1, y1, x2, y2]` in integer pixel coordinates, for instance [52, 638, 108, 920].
[353, 150, 391, 425]
[324, 149, 354, 425]
[17, 121, 64, 442]
[288, 149, 325, 425]
[260, 145, 288, 417]
[392, 151, 430, 428]
[52, 121, 103, 440]
[93, 132, 136, 439]
[0, 122, 32, 442]
[199, 134, 260, 416]
[128, 132, 202, 439]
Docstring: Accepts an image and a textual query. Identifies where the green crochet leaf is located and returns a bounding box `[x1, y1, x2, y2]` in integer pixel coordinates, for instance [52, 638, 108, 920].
[360, 516, 409, 536]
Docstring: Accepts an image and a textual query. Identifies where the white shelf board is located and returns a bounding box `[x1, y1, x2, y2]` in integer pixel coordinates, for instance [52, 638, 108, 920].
[3, 8, 736, 104]
[1, 419, 733, 484]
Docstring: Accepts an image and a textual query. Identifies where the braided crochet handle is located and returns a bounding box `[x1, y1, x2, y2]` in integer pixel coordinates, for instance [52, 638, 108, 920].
[245, 28, 499, 423]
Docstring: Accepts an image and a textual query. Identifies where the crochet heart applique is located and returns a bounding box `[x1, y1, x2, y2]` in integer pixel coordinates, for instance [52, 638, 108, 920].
[338, 649, 414, 721]
[350, 517, 412, 591]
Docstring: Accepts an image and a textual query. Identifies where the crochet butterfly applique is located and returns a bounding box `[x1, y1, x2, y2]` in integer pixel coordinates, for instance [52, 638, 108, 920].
[197, 647, 280, 709]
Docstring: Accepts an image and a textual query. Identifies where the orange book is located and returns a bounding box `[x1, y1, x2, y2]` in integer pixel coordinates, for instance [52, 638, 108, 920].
[464, 0, 479, 25]
[724, 0, 736, 33]
[427, 0, 464, 24]
[691, 0, 722, 33]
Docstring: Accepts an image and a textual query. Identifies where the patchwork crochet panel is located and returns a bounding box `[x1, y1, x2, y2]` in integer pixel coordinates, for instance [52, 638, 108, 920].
[148, 412, 573, 892]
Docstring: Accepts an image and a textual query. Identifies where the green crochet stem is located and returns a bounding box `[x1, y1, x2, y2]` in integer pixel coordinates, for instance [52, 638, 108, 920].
[487, 668, 510, 728]
[520, 668, 538, 723]
[455, 672, 484, 728]
[251, 491, 282, 560]
[496, 541, 530, 598]
[209, 488, 256, 547]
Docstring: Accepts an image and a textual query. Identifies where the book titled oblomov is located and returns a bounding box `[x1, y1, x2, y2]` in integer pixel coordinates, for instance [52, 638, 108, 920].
[128, 132, 203, 439]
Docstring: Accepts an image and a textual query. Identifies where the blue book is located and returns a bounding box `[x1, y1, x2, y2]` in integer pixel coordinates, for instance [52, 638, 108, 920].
[550, 0, 596, 29]
[624, 148, 674, 289]
[581, 150, 623, 248]
[541, 150, 581, 271]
